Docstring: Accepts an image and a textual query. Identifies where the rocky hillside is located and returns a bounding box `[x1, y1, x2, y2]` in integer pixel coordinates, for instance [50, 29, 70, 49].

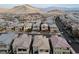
[9, 4, 43, 14]
[0, 8, 9, 13]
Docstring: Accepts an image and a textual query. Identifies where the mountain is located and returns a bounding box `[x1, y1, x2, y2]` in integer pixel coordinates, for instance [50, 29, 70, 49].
[48, 9, 65, 16]
[0, 8, 9, 13]
[0, 4, 79, 14]
[42, 6, 79, 12]
[9, 4, 43, 14]
[41, 7, 65, 12]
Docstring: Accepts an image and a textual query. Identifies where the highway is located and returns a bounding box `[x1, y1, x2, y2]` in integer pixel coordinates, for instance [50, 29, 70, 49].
[55, 16, 79, 53]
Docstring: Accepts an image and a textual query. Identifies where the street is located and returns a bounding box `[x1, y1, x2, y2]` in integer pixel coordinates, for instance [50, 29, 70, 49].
[55, 17, 79, 53]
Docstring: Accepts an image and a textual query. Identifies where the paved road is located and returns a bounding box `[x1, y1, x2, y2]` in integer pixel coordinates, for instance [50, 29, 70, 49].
[55, 17, 79, 53]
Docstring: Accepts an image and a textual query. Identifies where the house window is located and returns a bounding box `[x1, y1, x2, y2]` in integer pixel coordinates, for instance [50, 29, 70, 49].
[58, 34, 62, 37]
[23, 49, 27, 51]
[53, 30, 57, 33]
[40, 49, 43, 52]
[40, 49, 49, 52]
[45, 50, 49, 52]
[63, 52, 68, 54]
[34, 50, 38, 54]
[0, 45, 6, 48]
[67, 48, 69, 50]
[18, 49, 22, 51]
[18, 49, 27, 51]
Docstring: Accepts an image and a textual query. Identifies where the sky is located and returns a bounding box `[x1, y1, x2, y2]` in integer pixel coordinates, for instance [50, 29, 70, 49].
[32, 4, 79, 8]
[0, 4, 79, 8]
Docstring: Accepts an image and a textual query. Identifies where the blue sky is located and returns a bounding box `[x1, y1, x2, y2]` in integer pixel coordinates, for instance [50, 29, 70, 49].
[0, 4, 79, 8]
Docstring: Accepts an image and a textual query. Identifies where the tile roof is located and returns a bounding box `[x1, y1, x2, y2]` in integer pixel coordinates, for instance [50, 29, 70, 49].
[50, 35, 70, 48]
[33, 35, 50, 49]
[13, 34, 32, 49]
